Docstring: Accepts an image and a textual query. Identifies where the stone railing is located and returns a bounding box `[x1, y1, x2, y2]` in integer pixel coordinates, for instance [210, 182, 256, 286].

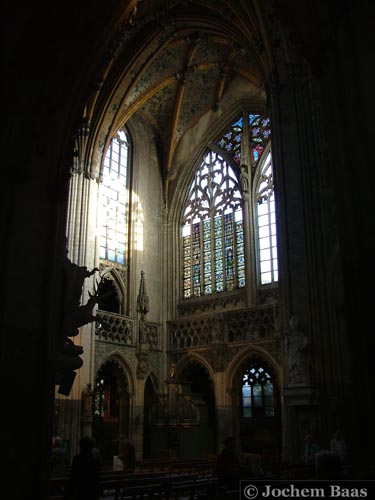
[95, 310, 135, 345]
[168, 304, 278, 350]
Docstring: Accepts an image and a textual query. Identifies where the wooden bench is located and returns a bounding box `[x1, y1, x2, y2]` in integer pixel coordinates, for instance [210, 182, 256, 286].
[103, 476, 220, 500]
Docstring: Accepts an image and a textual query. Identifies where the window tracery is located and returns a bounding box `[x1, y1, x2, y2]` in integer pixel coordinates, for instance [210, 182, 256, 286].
[181, 112, 277, 300]
[242, 362, 275, 418]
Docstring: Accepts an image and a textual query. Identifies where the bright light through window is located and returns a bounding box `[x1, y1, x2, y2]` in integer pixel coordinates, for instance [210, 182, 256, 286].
[256, 152, 278, 285]
[99, 130, 130, 264]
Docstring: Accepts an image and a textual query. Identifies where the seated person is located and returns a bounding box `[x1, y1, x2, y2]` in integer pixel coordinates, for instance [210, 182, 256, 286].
[240, 452, 265, 477]
[216, 436, 241, 490]
[315, 450, 343, 479]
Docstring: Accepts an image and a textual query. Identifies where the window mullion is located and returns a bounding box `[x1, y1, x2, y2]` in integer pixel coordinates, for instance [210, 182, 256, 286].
[221, 216, 226, 291]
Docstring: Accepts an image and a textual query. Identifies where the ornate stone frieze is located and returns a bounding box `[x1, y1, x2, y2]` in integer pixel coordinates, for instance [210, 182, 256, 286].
[177, 291, 246, 317]
[94, 341, 136, 374]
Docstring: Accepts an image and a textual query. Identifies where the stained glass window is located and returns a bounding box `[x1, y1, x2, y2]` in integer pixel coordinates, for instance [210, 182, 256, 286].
[216, 117, 243, 165]
[242, 363, 275, 418]
[182, 149, 244, 298]
[256, 151, 278, 285]
[249, 114, 271, 167]
[94, 378, 105, 417]
[183, 113, 276, 299]
[215, 114, 271, 168]
[99, 130, 130, 264]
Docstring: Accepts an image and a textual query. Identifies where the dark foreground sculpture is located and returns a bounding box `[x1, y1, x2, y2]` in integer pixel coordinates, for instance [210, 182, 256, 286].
[56, 245, 109, 395]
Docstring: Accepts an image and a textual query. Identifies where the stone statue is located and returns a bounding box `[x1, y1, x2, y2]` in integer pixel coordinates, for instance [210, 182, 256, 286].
[169, 362, 176, 380]
[240, 164, 250, 195]
[62, 246, 100, 337]
[82, 383, 93, 417]
[57, 240, 111, 395]
[287, 315, 311, 385]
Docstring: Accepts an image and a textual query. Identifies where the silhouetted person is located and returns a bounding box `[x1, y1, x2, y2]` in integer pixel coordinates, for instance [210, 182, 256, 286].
[240, 452, 265, 477]
[118, 436, 136, 472]
[315, 450, 343, 479]
[65, 436, 102, 500]
[330, 429, 349, 464]
[50, 436, 67, 478]
[50, 436, 68, 496]
[303, 434, 320, 466]
[216, 436, 241, 491]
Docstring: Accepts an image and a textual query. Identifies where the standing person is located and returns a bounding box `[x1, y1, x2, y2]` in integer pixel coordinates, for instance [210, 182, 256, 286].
[50, 436, 68, 478]
[215, 436, 242, 491]
[65, 436, 102, 500]
[330, 429, 349, 464]
[303, 434, 320, 466]
[118, 436, 136, 472]
[50, 436, 68, 497]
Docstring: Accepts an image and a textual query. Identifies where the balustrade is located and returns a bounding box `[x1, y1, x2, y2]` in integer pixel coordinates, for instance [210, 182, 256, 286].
[168, 304, 278, 350]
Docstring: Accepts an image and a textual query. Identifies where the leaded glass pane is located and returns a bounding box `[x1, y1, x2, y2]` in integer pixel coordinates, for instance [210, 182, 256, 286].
[256, 151, 278, 285]
[242, 363, 275, 418]
[182, 113, 275, 298]
[99, 130, 130, 264]
[216, 117, 243, 164]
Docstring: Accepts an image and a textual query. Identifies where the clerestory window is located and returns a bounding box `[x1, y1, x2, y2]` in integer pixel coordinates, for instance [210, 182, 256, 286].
[181, 112, 277, 300]
[256, 151, 278, 285]
[181, 149, 245, 298]
[98, 129, 130, 265]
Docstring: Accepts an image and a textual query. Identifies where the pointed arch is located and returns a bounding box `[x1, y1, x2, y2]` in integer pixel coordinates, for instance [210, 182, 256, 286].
[180, 146, 245, 298]
[176, 352, 216, 383]
[227, 345, 282, 395]
[98, 266, 127, 314]
[95, 351, 135, 396]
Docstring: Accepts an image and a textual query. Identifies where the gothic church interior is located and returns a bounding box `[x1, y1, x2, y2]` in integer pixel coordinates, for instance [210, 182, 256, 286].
[2, 1, 374, 497]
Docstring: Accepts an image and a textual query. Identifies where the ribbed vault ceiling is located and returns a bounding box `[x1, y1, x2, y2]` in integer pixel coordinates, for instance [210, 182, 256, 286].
[90, 0, 271, 199]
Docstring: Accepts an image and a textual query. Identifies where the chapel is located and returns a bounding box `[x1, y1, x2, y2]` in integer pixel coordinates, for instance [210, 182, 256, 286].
[2, 1, 374, 498]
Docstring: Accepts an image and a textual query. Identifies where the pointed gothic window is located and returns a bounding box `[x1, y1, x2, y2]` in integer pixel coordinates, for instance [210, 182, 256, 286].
[256, 151, 278, 285]
[98, 129, 130, 265]
[181, 113, 277, 299]
[181, 149, 245, 298]
[242, 362, 275, 418]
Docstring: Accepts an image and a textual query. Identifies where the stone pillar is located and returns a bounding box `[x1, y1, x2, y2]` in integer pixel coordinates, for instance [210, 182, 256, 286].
[215, 406, 233, 455]
[57, 123, 101, 456]
[283, 385, 318, 463]
[240, 112, 257, 306]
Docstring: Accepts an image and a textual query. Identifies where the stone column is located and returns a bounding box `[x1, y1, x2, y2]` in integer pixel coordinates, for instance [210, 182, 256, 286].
[240, 112, 257, 306]
[215, 406, 234, 455]
[57, 122, 101, 454]
[268, 68, 331, 462]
